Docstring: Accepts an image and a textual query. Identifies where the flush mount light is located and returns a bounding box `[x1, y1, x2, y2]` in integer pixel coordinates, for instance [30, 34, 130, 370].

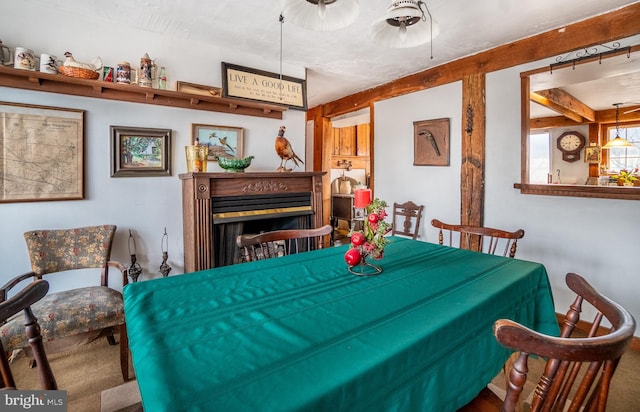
[371, 0, 437, 54]
[281, 0, 360, 31]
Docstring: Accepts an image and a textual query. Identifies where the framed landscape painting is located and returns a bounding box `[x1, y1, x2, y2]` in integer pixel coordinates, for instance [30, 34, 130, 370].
[111, 126, 172, 177]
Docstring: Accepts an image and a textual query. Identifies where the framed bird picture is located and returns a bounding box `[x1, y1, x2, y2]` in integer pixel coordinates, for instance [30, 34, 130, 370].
[191, 124, 244, 161]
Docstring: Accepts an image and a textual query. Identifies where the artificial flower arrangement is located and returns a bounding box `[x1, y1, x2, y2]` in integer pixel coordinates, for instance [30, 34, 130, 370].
[613, 168, 638, 186]
[344, 198, 392, 273]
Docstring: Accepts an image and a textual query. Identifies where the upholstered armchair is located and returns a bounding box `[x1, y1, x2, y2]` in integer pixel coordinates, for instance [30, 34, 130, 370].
[0, 225, 130, 381]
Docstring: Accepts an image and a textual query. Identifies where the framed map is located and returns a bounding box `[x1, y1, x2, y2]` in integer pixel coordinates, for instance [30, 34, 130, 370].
[0, 102, 85, 203]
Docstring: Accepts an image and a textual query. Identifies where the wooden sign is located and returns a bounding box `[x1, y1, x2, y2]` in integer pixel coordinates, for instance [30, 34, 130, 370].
[221, 62, 307, 110]
[413, 118, 450, 166]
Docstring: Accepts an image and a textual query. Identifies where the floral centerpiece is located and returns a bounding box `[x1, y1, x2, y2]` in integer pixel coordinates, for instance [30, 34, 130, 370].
[613, 168, 638, 186]
[344, 198, 392, 275]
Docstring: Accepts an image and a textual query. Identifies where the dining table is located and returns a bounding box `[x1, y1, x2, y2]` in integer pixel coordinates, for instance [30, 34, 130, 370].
[123, 236, 559, 411]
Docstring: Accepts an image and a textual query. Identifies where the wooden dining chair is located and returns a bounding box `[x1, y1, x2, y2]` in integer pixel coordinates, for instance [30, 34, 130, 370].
[0, 278, 57, 390]
[236, 224, 333, 262]
[0, 225, 130, 381]
[391, 201, 424, 240]
[458, 272, 636, 412]
[431, 218, 525, 258]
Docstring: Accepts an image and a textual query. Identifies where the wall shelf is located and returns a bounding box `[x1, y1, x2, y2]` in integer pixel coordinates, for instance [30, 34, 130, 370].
[0, 66, 287, 119]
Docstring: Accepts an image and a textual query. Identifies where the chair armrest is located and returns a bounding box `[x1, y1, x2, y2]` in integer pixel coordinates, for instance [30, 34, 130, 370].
[107, 260, 128, 287]
[0, 272, 40, 303]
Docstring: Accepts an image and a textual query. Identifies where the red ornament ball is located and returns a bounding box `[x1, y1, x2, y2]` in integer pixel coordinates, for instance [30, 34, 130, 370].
[367, 213, 379, 224]
[344, 248, 362, 266]
[350, 232, 365, 246]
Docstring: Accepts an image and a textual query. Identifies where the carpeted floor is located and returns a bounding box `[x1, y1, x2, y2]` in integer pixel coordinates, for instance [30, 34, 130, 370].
[9, 333, 640, 411]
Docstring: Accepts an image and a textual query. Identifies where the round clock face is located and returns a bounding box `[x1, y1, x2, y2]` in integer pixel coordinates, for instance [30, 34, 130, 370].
[559, 133, 583, 151]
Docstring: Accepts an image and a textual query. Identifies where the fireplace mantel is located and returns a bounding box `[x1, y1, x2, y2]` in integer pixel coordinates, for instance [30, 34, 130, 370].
[180, 171, 325, 272]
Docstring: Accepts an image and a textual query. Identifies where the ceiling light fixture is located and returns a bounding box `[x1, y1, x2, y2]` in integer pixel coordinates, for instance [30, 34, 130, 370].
[602, 103, 634, 149]
[370, 0, 437, 56]
[281, 0, 360, 32]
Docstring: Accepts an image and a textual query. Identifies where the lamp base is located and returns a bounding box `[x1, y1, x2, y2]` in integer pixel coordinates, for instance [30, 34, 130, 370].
[348, 259, 383, 276]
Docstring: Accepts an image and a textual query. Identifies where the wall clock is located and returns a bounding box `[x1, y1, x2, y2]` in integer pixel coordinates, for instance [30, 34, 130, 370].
[557, 131, 586, 162]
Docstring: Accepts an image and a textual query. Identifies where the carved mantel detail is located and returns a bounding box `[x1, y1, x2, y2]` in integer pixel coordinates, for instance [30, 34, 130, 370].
[242, 181, 289, 192]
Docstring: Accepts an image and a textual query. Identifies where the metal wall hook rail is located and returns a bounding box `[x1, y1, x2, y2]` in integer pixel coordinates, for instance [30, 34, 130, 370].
[549, 43, 629, 73]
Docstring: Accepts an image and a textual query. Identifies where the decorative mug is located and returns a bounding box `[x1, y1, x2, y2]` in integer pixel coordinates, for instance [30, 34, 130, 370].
[0, 40, 13, 66]
[138, 54, 154, 87]
[39, 54, 62, 74]
[102, 66, 114, 82]
[14, 47, 37, 71]
[116, 61, 130, 83]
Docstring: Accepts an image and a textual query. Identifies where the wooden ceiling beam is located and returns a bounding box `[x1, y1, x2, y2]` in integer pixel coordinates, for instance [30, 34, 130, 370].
[531, 88, 595, 122]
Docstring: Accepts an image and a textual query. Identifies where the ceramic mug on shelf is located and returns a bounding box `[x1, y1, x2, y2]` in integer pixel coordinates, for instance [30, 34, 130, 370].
[39, 54, 62, 74]
[0, 40, 13, 66]
[116, 61, 138, 84]
[14, 47, 37, 71]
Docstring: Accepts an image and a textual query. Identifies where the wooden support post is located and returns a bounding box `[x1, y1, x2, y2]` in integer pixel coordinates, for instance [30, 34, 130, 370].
[461, 74, 486, 249]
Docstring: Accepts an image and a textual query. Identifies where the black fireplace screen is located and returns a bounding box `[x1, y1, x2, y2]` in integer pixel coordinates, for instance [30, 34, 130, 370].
[212, 192, 314, 267]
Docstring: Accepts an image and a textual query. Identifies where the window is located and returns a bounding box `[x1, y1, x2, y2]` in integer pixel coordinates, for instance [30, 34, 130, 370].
[605, 122, 640, 173]
[529, 131, 550, 183]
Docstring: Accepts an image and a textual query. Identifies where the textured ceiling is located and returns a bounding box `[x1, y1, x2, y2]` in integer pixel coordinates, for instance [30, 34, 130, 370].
[27, 0, 640, 108]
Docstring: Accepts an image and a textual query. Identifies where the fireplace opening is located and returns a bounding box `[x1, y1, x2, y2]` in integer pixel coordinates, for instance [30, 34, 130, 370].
[211, 192, 314, 267]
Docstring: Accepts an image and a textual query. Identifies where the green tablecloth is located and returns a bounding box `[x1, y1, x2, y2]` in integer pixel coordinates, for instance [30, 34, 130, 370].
[124, 237, 558, 411]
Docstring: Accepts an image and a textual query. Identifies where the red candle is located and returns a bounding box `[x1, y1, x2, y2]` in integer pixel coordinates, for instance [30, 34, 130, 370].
[354, 188, 371, 209]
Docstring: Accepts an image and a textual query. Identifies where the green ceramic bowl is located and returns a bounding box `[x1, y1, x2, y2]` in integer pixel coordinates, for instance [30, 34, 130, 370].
[216, 155, 254, 172]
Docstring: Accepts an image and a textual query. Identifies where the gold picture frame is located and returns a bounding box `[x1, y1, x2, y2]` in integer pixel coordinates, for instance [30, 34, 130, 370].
[191, 124, 244, 161]
[0, 101, 85, 203]
[111, 126, 172, 177]
[176, 81, 222, 98]
[585, 145, 602, 164]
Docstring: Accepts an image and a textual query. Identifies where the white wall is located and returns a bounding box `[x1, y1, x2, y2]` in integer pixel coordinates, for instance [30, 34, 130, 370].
[0, 5, 306, 289]
[374, 67, 640, 335]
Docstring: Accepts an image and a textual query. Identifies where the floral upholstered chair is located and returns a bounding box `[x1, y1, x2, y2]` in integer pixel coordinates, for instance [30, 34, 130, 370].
[0, 225, 130, 381]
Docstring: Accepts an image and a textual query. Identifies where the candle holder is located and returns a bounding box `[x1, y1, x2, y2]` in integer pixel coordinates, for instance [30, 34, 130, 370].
[127, 229, 143, 283]
[348, 256, 383, 276]
[344, 197, 391, 276]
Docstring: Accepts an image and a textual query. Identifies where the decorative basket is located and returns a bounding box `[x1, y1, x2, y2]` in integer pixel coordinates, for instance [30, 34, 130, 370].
[58, 66, 100, 80]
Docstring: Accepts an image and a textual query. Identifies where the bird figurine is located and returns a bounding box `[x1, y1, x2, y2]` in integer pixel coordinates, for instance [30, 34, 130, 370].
[63, 52, 102, 71]
[275, 125, 303, 172]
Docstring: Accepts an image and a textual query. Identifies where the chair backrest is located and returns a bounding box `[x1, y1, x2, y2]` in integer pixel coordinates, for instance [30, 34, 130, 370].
[496, 272, 636, 412]
[430, 218, 525, 258]
[237, 225, 333, 263]
[24, 225, 118, 286]
[392, 201, 424, 240]
[0, 279, 57, 390]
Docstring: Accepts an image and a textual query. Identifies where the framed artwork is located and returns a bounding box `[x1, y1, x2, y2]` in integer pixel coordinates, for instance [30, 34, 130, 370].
[585, 145, 602, 164]
[0, 101, 85, 203]
[176, 81, 222, 98]
[413, 118, 450, 166]
[110, 126, 171, 177]
[221, 62, 307, 110]
[191, 124, 244, 161]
